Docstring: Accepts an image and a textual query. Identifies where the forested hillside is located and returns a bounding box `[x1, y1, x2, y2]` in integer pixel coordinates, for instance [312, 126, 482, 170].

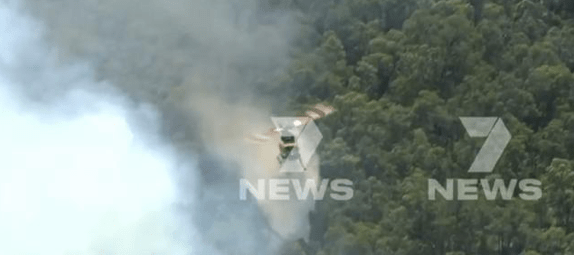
[264, 0, 574, 254]
[20, 0, 574, 253]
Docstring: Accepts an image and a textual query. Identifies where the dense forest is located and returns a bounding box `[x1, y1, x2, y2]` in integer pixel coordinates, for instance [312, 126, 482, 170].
[260, 0, 574, 254]
[21, 0, 574, 254]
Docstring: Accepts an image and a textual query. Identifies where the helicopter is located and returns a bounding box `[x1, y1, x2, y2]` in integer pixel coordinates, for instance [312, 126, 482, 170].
[245, 104, 335, 169]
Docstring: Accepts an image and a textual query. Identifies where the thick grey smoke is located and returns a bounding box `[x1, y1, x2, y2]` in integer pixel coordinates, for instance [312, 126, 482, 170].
[13, 0, 319, 253]
[0, 2, 219, 254]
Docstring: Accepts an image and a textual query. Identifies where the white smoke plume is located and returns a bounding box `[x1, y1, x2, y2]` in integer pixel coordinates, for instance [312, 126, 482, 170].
[0, 2, 219, 254]
[12, 0, 321, 252]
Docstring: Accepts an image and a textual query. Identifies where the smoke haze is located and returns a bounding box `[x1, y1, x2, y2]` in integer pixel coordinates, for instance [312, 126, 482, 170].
[1, 0, 320, 253]
[0, 2, 220, 254]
